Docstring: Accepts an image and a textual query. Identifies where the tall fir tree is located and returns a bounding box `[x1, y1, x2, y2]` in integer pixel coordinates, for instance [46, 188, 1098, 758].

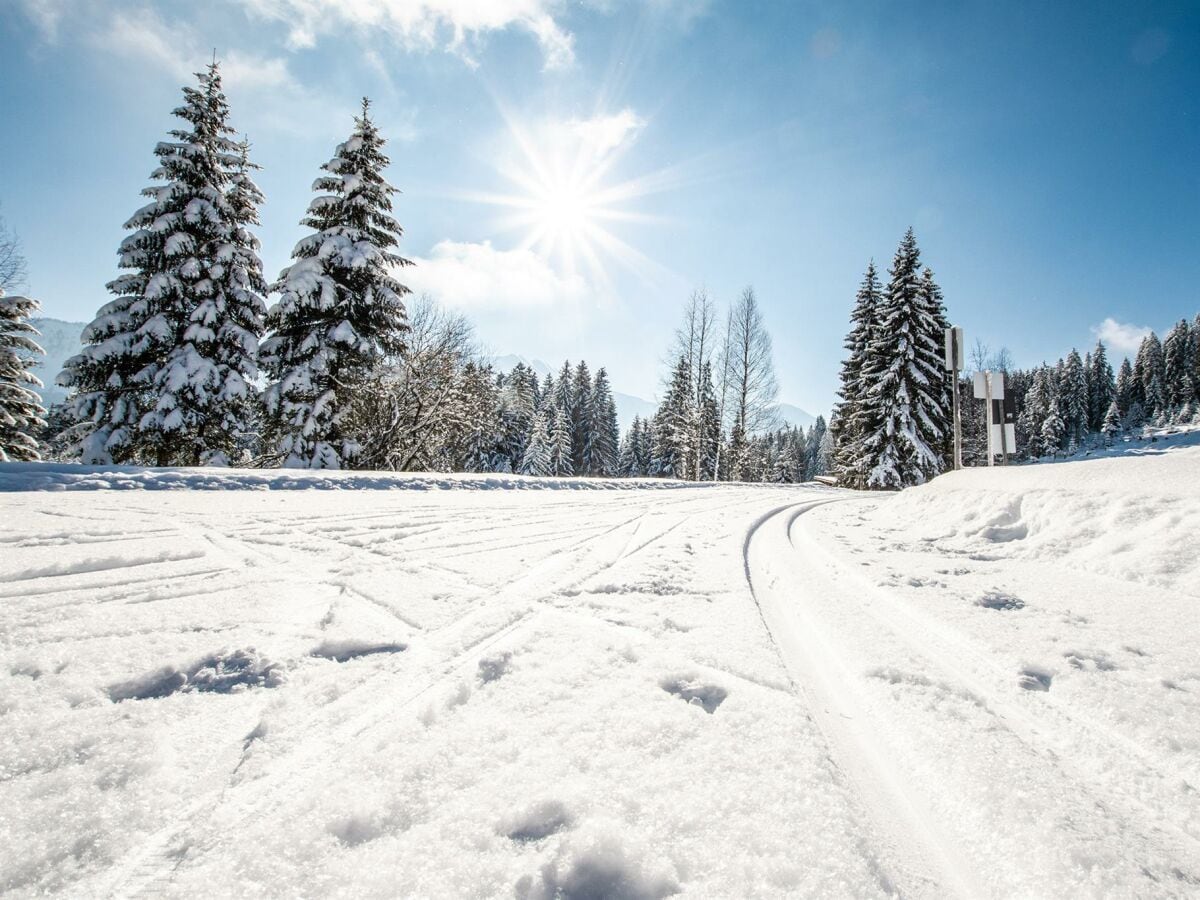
[860, 229, 950, 488]
[548, 405, 573, 476]
[697, 361, 722, 480]
[831, 262, 881, 488]
[1163, 319, 1194, 410]
[589, 367, 620, 477]
[1192, 314, 1200, 405]
[1115, 357, 1134, 414]
[0, 291, 46, 461]
[62, 63, 263, 465]
[520, 407, 553, 477]
[1087, 340, 1114, 431]
[1134, 333, 1164, 418]
[651, 355, 694, 479]
[1061, 349, 1088, 446]
[262, 99, 411, 468]
[572, 360, 594, 475]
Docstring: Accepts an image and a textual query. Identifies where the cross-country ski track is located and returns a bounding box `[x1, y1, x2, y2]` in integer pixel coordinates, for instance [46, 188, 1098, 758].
[2, 463, 1198, 897]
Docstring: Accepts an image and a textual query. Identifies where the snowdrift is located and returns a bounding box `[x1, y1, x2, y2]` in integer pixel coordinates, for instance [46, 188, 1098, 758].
[878, 444, 1200, 592]
[0, 462, 713, 493]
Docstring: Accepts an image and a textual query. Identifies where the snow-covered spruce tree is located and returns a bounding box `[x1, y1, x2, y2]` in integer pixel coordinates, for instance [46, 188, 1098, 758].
[449, 362, 502, 472]
[571, 360, 594, 475]
[262, 99, 411, 468]
[499, 362, 538, 468]
[1115, 357, 1134, 414]
[554, 361, 574, 419]
[917, 266, 952, 459]
[1041, 397, 1065, 453]
[1061, 349, 1088, 446]
[520, 408, 553, 477]
[1133, 333, 1165, 419]
[0, 291, 47, 461]
[860, 229, 951, 489]
[62, 63, 264, 465]
[1102, 401, 1121, 445]
[815, 418, 834, 478]
[651, 355, 695, 478]
[549, 406, 573, 476]
[804, 416, 826, 480]
[1019, 367, 1051, 458]
[1192, 314, 1200, 405]
[1087, 340, 1114, 432]
[617, 421, 638, 477]
[697, 361, 721, 480]
[830, 261, 882, 487]
[1163, 319, 1194, 412]
[590, 367, 620, 477]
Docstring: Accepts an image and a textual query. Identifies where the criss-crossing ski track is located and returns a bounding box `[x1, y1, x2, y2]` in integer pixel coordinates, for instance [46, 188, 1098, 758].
[4, 484, 1196, 897]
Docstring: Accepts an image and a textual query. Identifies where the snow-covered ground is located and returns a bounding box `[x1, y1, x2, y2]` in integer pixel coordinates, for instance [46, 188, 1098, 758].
[1, 448, 1198, 897]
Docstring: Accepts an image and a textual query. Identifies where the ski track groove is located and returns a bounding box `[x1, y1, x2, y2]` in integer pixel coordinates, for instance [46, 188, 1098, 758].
[90, 499, 678, 898]
[745, 497, 984, 900]
[792, 506, 1200, 870]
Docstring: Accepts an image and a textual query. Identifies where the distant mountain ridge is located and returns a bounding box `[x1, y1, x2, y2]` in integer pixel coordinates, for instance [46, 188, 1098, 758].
[29, 317, 85, 407]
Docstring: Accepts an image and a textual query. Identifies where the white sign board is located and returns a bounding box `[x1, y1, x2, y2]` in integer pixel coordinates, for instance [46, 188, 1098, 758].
[944, 326, 964, 371]
[991, 423, 1016, 451]
[972, 371, 1004, 400]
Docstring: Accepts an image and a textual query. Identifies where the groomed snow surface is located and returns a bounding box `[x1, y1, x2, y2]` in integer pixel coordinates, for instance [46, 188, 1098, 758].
[2, 446, 1199, 898]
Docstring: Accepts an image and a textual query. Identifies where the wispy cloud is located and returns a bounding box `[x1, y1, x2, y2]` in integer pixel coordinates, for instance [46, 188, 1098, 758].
[1093, 317, 1152, 354]
[235, 0, 577, 70]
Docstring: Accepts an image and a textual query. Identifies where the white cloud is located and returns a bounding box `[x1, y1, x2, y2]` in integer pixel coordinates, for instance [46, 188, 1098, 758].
[1093, 317, 1152, 354]
[569, 109, 645, 160]
[405, 240, 589, 310]
[237, 0, 577, 70]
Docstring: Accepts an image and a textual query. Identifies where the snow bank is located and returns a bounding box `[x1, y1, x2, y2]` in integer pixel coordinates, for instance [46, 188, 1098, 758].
[879, 444, 1200, 592]
[0, 462, 714, 493]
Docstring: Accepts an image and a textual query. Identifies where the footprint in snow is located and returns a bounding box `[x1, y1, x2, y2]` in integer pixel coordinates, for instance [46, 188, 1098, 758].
[660, 675, 727, 714]
[1017, 666, 1053, 692]
[975, 590, 1025, 611]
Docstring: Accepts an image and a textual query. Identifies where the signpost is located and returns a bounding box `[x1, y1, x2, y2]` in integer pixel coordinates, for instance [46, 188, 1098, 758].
[944, 326, 964, 470]
[973, 370, 1015, 465]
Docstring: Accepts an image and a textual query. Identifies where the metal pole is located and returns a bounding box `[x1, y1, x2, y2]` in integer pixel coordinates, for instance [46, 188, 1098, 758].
[952, 360, 962, 471]
[984, 369, 994, 467]
[998, 373, 1010, 465]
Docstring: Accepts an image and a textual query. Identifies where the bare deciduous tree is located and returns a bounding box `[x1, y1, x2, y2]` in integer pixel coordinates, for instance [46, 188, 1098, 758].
[726, 285, 779, 439]
[0, 213, 28, 294]
[344, 294, 479, 470]
[670, 288, 718, 480]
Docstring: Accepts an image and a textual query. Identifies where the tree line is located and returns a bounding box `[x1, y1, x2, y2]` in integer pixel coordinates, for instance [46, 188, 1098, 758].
[956, 319, 1200, 464]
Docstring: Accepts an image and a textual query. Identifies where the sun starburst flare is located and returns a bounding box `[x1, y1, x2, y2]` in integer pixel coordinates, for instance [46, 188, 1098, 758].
[455, 104, 686, 291]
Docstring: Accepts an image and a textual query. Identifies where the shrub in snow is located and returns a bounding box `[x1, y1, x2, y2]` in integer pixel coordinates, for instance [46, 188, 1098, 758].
[261, 98, 411, 469]
[0, 291, 46, 461]
[60, 63, 265, 465]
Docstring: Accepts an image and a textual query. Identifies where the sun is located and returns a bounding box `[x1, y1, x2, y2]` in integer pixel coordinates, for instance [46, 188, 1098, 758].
[457, 105, 678, 288]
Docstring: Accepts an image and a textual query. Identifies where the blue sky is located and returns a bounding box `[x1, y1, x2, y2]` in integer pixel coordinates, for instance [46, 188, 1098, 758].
[2, 1, 1197, 415]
